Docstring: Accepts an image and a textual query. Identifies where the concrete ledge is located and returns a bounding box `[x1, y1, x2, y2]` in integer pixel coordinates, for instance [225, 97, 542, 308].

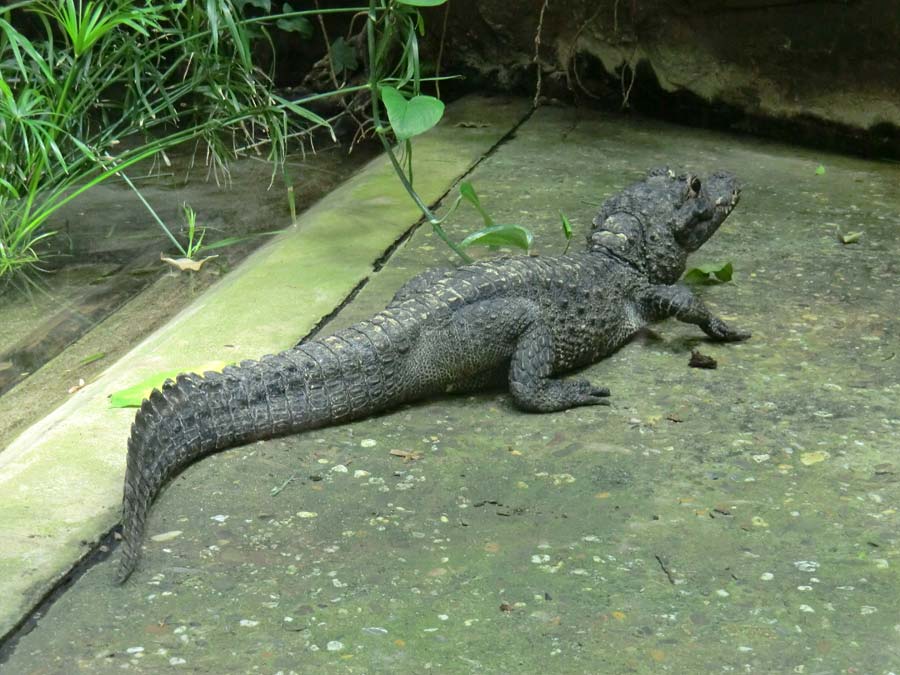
[0, 96, 531, 639]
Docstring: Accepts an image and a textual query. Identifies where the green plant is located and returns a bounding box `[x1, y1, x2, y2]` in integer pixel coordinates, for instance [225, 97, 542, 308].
[180, 203, 205, 259]
[683, 262, 734, 284]
[0, 1, 363, 286]
[0, 0, 536, 288]
[140, 197, 284, 271]
[559, 210, 574, 254]
[364, 0, 535, 263]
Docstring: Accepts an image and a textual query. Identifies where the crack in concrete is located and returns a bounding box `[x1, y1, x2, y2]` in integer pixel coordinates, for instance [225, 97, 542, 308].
[0, 528, 119, 663]
[655, 554, 676, 585]
[301, 103, 536, 344]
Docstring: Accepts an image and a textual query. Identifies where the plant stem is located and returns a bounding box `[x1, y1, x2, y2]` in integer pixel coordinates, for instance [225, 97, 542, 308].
[366, 0, 471, 264]
[118, 171, 187, 256]
[376, 132, 471, 262]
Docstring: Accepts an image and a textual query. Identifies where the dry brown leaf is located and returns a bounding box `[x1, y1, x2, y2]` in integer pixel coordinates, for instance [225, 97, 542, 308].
[160, 253, 218, 272]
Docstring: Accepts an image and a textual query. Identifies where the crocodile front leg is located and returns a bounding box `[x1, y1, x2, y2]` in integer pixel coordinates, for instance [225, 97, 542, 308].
[642, 284, 751, 342]
[508, 306, 611, 413]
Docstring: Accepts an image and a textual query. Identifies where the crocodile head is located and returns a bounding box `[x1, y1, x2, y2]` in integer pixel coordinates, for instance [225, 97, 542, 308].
[589, 167, 741, 284]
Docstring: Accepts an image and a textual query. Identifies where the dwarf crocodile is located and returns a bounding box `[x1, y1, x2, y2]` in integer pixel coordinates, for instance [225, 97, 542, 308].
[117, 167, 749, 582]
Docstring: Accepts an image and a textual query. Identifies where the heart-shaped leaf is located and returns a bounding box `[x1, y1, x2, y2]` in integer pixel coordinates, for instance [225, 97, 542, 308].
[276, 3, 312, 36]
[683, 262, 734, 284]
[330, 36, 358, 73]
[380, 85, 444, 141]
[460, 224, 533, 252]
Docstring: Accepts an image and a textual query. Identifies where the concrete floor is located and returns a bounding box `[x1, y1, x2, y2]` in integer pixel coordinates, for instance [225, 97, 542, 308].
[1, 99, 898, 673]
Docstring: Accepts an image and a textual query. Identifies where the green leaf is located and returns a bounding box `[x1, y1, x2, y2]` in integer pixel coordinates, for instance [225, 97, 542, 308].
[458, 182, 479, 205]
[78, 352, 106, 367]
[380, 86, 444, 141]
[683, 262, 734, 284]
[220, 0, 253, 69]
[272, 93, 335, 140]
[459, 181, 493, 228]
[109, 362, 230, 408]
[559, 210, 573, 240]
[396, 0, 447, 5]
[460, 224, 534, 252]
[815, 164, 826, 176]
[0, 17, 56, 83]
[330, 36, 358, 73]
[276, 3, 312, 36]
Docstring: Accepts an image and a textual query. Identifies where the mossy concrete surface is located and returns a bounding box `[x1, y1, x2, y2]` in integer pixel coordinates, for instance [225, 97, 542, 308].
[0, 96, 531, 643]
[2, 103, 899, 673]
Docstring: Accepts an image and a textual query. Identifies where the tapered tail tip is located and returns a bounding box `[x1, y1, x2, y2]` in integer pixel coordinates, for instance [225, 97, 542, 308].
[114, 542, 139, 585]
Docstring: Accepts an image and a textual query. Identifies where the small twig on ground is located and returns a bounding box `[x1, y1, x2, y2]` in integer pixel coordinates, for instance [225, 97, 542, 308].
[390, 449, 423, 462]
[271, 473, 297, 496]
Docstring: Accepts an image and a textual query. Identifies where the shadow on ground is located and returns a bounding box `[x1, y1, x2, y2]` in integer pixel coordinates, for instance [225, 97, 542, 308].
[3, 103, 899, 673]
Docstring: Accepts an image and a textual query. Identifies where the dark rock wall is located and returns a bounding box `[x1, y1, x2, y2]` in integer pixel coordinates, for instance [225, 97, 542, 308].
[424, 0, 900, 156]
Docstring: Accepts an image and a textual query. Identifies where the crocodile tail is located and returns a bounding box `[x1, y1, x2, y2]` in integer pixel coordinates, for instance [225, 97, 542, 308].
[116, 331, 402, 583]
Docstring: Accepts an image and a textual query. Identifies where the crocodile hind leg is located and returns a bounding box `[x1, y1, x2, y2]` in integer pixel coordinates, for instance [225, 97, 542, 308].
[508, 318, 611, 413]
[388, 267, 454, 306]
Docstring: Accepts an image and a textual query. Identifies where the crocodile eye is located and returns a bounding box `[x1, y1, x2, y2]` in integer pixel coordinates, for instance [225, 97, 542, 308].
[690, 177, 702, 194]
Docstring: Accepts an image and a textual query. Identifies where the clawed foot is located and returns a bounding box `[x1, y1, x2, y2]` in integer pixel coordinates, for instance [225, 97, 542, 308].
[706, 317, 751, 342]
[510, 378, 612, 412]
[570, 380, 612, 407]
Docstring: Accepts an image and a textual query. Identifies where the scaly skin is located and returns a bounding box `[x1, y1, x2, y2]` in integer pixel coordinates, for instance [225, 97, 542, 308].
[117, 167, 749, 583]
